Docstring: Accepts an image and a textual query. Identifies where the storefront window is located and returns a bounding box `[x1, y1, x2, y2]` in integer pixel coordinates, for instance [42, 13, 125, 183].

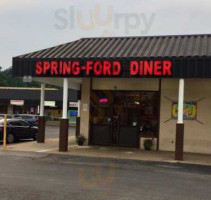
[140, 92, 159, 137]
[91, 90, 159, 137]
[91, 91, 113, 125]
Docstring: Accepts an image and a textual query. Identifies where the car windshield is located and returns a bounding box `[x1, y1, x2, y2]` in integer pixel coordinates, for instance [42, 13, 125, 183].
[21, 115, 33, 119]
[9, 120, 30, 126]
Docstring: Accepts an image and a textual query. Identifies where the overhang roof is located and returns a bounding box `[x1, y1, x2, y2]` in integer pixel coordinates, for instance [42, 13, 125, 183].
[15, 34, 211, 59]
[0, 88, 77, 102]
[12, 34, 211, 78]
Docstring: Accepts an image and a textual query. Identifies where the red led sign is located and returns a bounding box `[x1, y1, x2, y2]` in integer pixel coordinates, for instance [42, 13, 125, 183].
[130, 60, 172, 76]
[35, 60, 172, 77]
[36, 61, 121, 76]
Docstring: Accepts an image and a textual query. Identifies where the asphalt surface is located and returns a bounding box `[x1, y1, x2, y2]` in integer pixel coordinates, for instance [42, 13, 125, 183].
[0, 126, 75, 146]
[0, 151, 210, 200]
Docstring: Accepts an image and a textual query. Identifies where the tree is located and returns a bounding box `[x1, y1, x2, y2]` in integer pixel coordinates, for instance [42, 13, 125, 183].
[0, 67, 40, 87]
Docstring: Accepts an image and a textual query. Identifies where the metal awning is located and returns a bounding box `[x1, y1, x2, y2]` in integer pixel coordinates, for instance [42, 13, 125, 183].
[12, 34, 211, 78]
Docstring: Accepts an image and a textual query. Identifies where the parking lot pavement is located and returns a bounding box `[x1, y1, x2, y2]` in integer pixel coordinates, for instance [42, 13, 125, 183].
[45, 126, 76, 139]
[0, 126, 76, 144]
[0, 151, 210, 200]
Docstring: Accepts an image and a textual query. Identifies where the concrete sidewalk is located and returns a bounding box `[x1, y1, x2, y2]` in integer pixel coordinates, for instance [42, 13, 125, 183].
[2, 136, 211, 166]
[46, 121, 76, 126]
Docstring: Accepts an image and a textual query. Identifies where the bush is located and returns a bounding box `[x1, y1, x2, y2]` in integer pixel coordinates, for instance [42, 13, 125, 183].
[76, 135, 86, 146]
[143, 139, 154, 150]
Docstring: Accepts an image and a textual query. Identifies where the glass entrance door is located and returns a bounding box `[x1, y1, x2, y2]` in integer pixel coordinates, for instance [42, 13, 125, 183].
[114, 91, 140, 147]
[90, 90, 159, 147]
[90, 90, 113, 145]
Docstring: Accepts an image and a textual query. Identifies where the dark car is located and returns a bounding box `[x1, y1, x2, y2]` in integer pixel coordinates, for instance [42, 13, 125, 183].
[0, 119, 38, 144]
[13, 114, 39, 126]
[0, 114, 13, 120]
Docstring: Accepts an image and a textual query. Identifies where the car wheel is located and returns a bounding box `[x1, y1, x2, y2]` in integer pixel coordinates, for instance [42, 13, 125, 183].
[33, 133, 38, 141]
[7, 133, 15, 144]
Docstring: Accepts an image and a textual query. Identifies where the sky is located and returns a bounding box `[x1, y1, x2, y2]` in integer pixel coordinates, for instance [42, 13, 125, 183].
[0, 0, 211, 69]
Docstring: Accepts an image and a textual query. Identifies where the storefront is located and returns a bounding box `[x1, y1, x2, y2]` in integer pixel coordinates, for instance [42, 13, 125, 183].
[0, 87, 78, 123]
[90, 89, 160, 148]
[12, 34, 211, 159]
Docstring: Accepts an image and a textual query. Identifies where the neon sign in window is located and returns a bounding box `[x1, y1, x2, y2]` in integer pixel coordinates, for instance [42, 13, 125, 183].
[99, 97, 108, 104]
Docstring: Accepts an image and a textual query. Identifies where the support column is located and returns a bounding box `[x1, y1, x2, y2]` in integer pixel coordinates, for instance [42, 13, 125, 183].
[37, 83, 46, 143]
[59, 78, 69, 152]
[76, 88, 81, 137]
[78, 100, 81, 117]
[175, 79, 185, 160]
[80, 79, 91, 144]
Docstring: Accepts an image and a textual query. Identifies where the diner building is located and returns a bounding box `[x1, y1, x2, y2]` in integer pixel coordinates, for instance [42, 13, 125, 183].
[12, 34, 211, 160]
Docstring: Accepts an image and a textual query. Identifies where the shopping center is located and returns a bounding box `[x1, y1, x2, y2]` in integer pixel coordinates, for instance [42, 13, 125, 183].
[12, 34, 211, 160]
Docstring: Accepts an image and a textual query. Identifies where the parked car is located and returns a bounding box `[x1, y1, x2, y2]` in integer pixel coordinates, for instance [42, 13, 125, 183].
[13, 114, 39, 126]
[0, 119, 38, 144]
[0, 114, 13, 119]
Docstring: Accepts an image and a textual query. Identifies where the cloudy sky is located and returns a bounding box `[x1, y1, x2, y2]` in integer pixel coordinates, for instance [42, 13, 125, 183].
[0, 0, 211, 69]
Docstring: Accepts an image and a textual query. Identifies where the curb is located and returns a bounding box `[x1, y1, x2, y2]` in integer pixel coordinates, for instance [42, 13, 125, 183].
[1, 148, 211, 167]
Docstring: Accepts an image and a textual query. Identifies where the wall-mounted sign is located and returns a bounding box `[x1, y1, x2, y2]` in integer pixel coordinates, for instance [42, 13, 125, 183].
[44, 101, 56, 107]
[68, 110, 78, 117]
[69, 102, 78, 107]
[35, 60, 172, 77]
[23, 76, 32, 83]
[172, 101, 197, 120]
[10, 100, 24, 106]
[68, 110, 77, 124]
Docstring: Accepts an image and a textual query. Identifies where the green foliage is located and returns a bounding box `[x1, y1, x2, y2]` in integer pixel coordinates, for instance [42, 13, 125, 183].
[76, 135, 86, 145]
[143, 139, 154, 150]
[0, 68, 40, 87]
